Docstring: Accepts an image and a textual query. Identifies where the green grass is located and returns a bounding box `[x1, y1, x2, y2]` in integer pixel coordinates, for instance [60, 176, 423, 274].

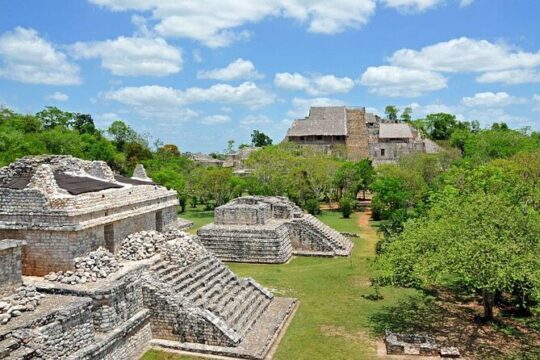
[144, 209, 416, 360]
[178, 206, 215, 234]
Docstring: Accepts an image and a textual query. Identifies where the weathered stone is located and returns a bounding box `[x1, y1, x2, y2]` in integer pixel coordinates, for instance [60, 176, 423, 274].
[198, 196, 353, 263]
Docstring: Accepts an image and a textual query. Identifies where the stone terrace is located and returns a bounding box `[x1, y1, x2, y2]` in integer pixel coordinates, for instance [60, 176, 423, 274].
[198, 196, 354, 263]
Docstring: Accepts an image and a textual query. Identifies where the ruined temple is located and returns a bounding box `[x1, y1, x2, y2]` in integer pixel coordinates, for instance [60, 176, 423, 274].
[198, 196, 354, 263]
[285, 106, 439, 164]
[0, 156, 297, 359]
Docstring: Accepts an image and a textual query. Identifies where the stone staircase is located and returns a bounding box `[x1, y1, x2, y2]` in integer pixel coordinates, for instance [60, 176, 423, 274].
[0, 336, 36, 359]
[299, 214, 354, 256]
[150, 255, 272, 337]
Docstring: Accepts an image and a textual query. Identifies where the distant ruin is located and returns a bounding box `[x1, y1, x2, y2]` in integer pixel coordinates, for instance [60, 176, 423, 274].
[198, 196, 354, 263]
[285, 106, 439, 164]
[0, 156, 296, 359]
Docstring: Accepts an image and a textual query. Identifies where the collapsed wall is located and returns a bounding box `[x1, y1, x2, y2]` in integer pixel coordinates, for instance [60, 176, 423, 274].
[198, 196, 354, 263]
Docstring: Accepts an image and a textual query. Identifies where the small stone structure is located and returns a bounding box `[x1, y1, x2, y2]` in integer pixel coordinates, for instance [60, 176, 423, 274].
[198, 196, 354, 263]
[384, 331, 460, 358]
[0, 155, 296, 359]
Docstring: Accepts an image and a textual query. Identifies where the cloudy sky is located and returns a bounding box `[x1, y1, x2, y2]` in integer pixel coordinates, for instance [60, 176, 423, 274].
[0, 1, 539, 152]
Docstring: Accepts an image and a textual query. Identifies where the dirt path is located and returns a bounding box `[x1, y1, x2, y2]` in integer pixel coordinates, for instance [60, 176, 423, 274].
[356, 208, 379, 243]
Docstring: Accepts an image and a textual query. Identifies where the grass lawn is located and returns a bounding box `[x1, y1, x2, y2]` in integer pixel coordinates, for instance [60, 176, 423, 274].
[178, 206, 214, 235]
[145, 208, 417, 360]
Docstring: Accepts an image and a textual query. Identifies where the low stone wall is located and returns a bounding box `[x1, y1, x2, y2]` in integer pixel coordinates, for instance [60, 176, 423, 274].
[0, 240, 24, 296]
[0, 295, 95, 358]
[215, 203, 271, 226]
[198, 223, 292, 263]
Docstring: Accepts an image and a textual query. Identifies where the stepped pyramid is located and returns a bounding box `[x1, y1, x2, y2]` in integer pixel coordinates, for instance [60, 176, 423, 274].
[198, 196, 354, 263]
[141, 237, 297, 358]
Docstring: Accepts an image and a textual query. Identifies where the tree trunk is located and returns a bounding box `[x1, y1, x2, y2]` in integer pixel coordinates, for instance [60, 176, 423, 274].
[482, 290, 495, 321]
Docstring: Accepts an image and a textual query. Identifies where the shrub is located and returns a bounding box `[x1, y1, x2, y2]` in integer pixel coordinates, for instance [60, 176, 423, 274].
[340, 197, 354, 218]
[305, 198, 321, 215]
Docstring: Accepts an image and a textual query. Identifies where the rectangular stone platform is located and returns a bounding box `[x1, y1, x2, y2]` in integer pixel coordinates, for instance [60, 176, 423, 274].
[151, 297, 298, 360]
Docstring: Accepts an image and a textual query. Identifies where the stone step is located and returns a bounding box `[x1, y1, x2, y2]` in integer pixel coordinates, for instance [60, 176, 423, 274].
[176, 261, 223, 295]
[228, 287, 268, 332]
[237, 295, 271, 336]
[182, 265, 228, 302]
[156, 264, 180, 279]
[160, 267, 185, 284]
[192, 271, 235, 306]
[0, 337, 21, 359]
[150, 260, 168, 272]
[220, 286, 254, 320]
[169, 257, 214, 288]
[6, 346, 35, 360]
[207, 280, 242, 312]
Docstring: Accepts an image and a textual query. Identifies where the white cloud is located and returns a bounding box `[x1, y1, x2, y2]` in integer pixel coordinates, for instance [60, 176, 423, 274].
[89, 0, 377, 47]
[274, 72, 311, 91]
[0, 27, 80, 85]
[104, 81, 275, 110]
[200, 114, 231, 124]
[46, 91, 69, 102]
[274, 72, 355, 95]
[71, 36, 182, 76]
[407, 102, 464, 120]
[389, 37, 540, 73]
[461, 92, 527, 107]
[359, 66, 447, 97]
[476, 69, 540, 85]
[286, 97, 345, 119]
[240, 114, 272, 126]
[459, 0, 474, 7]
[96, 112, 121, 128]
[381, 0, 442, 13]
[198, 58, 263, 81]
[466, 108, 533, 129]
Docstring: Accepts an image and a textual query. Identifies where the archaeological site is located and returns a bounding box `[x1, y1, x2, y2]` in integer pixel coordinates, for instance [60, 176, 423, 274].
[198, 196, 354, 263]
[0, 155, 297, 359]
[285, 106, 440, 164]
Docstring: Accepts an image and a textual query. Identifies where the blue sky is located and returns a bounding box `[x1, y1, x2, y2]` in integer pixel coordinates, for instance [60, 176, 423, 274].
[0, 0, 539, 152]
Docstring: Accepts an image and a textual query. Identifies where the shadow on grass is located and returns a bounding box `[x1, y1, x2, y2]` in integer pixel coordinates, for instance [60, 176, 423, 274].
[367, 292, 540, 359]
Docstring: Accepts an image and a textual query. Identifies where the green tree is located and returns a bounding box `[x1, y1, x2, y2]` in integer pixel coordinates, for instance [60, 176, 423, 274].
[251, 130, 273, 147]
[72, 113, 96, 134]
[376, 190, 540, 321]
[423, 113, 459, 140]
[385, 105, 399, 121]
[36, 106, 73, 130]
[400, 107, 412, 122]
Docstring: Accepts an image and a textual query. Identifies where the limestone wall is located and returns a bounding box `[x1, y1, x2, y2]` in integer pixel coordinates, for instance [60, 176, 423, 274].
[369, 141, 425, 164]
[0, 240, 24, 296]
[345, 109, 370, 161]
[0, 206, 177, 276]
[142, 281, 238, 346]
[0, 296, 95, 359]
[215, 203, 271, 225]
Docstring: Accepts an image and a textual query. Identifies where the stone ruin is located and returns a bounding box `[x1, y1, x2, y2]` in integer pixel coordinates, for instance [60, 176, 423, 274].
[385, 331, 460, 358]
[0, 155, 297, 359]
[198, 196, 354, 263]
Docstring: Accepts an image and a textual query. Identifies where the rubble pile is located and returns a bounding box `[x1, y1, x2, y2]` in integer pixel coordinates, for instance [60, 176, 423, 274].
[119, 229, 197, 261]
[119, 230, 167, 261]
[44, 247, 121, 284]
[0, 285, 45, 325]
[160, 235, 207, 267]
